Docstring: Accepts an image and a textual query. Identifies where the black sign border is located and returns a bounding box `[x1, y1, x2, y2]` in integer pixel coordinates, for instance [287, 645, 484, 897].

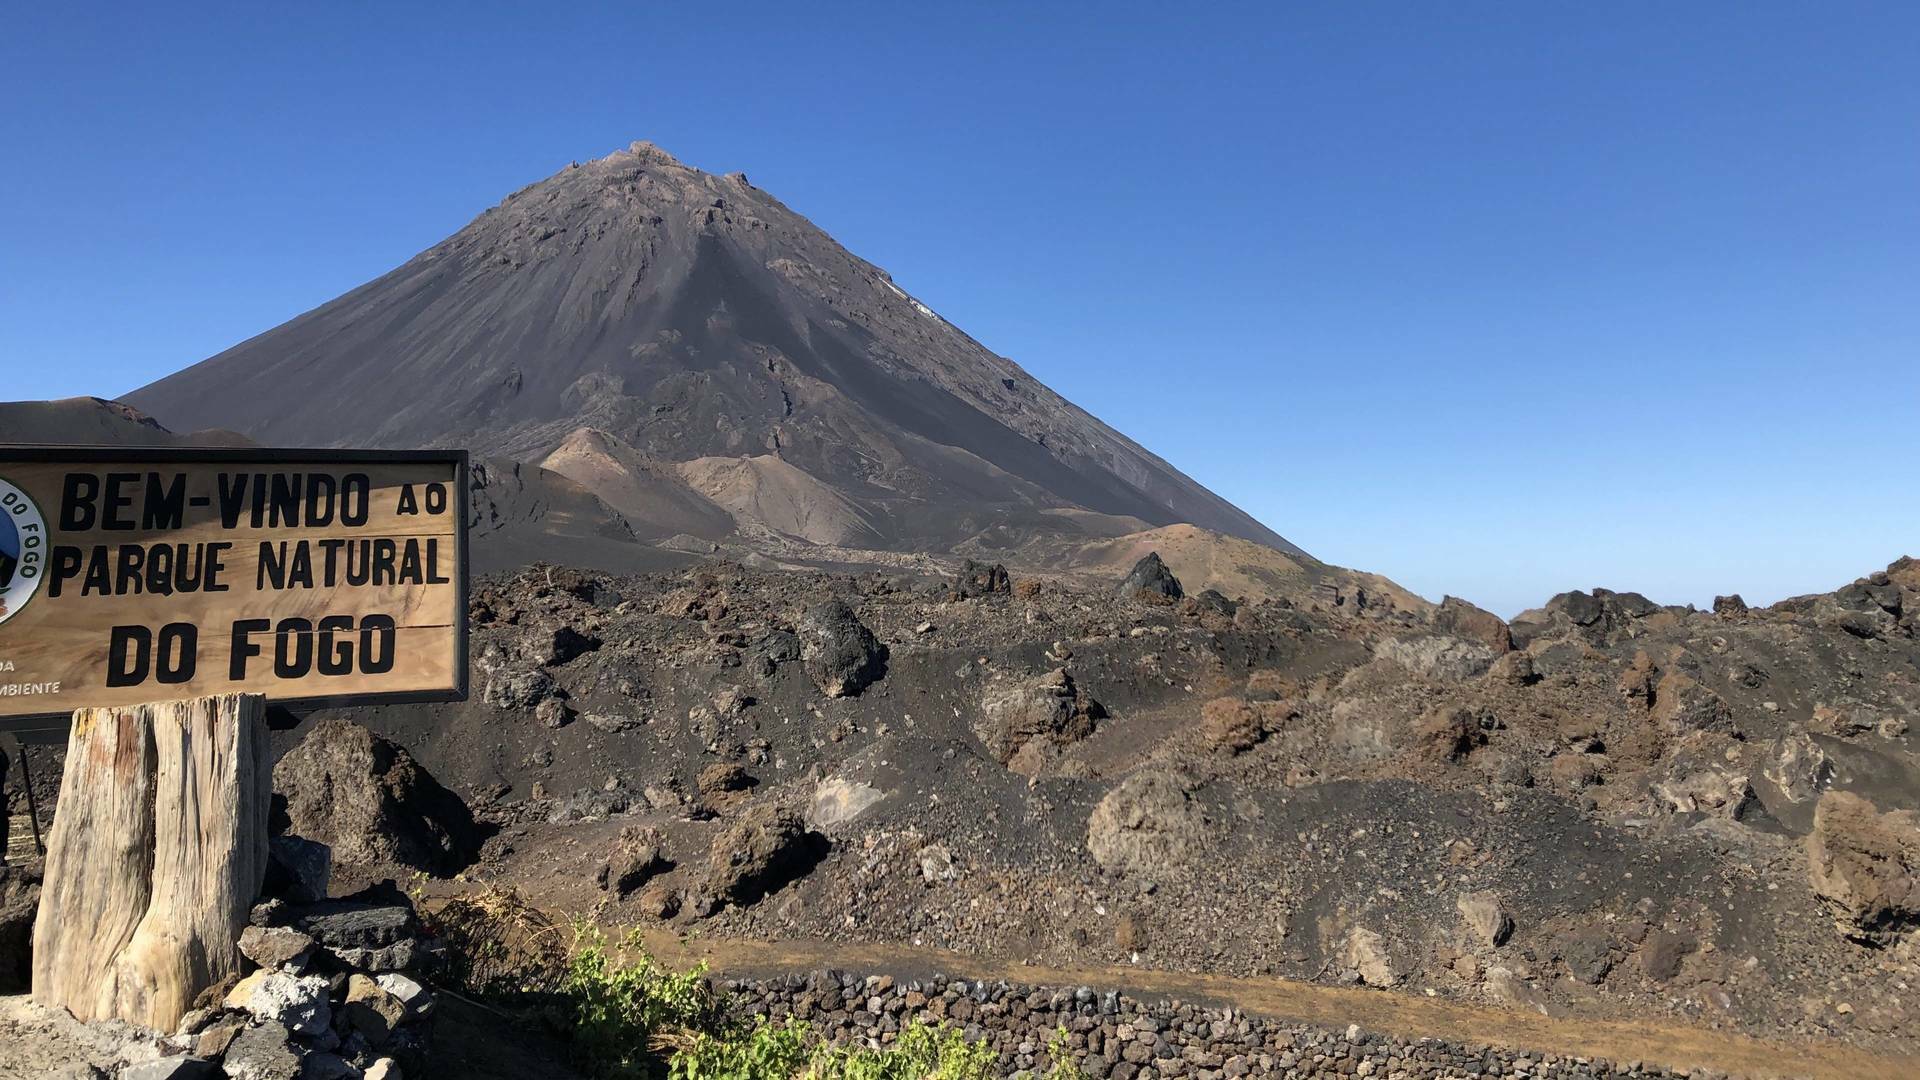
[0, 445, 470, 735]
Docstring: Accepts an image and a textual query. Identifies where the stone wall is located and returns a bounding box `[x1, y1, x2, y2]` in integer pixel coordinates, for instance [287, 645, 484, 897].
[724, 970, 1700, 1080]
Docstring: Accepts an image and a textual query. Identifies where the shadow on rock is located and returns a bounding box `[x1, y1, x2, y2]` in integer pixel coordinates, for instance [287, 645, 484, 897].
[272, 718, 492, 877]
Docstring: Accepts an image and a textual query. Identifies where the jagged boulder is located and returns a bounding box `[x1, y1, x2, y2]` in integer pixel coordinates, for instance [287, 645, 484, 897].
[283, 880, 422, 973]
[597, 825, 670, 897]
[263, 835, 331, 905]
[1807, 790, 1920, 945]
[1435, 596, 1513, 654]
[950, 559, 1011, 600]
[1199, 697, 1266, 755]
[1087, 770, 1207, 874]
[238, 925, 316, 972]
[976, 668, 1102, 773]
[1594, 588, 1660, 618]
[1640, 930, 1696, 982]
[1486, 650, 1537, 687]
[224, 970, 332, 1035]
[1181, 588, 1238, 619]
[1887, 555, 1920, 592]
[1616, 650, 1656, 708]
[1117, 552, 1183, 601]
[1415, 705, 1489, 763]
[1375, 635, 1496, 681]
[1836, 574, 1904, 617]
[1650, 670, 1735, 734]
[478, 661, 556, 710]
[704, 806, 827, 906]
[273, 719, 480, 876]
[342, 973, 409, 1045]
[1554, 926, 1618, 985]
[1341, 927, 1396, 986]
[1760, 729, 1836, 807]
[531, 624, 602, 666]
[796, 601, 887, 697]
[1456, 892, 1513, 947]
[1773, 577, 1908, 640]
[1653, 751, 1750, 816]
[1483, 965, 1547, 1010]
[753, 628, 803, 671]
[1545, 590, 1604, 627]
[810, 776, 886, 829]
[1529, 588, 1661, 641]
[222, 1022, 303, 1080]
[697, 763, 756, 803]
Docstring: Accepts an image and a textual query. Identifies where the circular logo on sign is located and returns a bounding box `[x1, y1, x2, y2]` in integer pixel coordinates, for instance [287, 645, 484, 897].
[0, 477, 47, 626]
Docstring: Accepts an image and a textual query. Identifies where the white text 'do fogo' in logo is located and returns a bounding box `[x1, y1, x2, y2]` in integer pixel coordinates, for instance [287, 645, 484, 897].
[0, 477, 47, 626]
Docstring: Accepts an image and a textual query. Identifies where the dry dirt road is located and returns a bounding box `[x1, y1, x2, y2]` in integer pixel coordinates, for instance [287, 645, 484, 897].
[629, 930, 1919, 1080]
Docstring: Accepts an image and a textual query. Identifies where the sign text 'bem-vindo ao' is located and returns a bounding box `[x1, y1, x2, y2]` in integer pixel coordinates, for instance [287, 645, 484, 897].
[0, 447, 467, 730]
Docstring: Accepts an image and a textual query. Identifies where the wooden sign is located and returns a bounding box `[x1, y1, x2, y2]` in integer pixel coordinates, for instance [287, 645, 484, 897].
[0, 447, 467, 733]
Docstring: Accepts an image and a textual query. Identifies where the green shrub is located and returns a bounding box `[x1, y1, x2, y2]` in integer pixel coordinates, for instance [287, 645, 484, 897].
[563, 924, 727, 1077]
[810, 1018, 1000, 1080]
[669, 1017, 999, 1080]
[667, 1018, 813, 1080]
[518, 919, 1034, 1080]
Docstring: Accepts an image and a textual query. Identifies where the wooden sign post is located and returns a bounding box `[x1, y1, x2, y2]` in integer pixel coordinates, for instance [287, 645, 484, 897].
[0, 447, 468, 1031]
[33, 693, 268, 1029]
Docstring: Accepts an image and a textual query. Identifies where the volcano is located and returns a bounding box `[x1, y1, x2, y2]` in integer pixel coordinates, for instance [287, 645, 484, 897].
[127, 142, 1300, 559]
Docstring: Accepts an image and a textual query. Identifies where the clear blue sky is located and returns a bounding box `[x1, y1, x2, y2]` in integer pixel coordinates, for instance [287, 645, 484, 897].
[2, 4, 1915, 614]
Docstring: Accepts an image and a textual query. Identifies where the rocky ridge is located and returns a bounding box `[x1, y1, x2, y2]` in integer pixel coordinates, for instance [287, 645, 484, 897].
[8, 552, 1920, 1075]
[205, 551, 1920, 1059]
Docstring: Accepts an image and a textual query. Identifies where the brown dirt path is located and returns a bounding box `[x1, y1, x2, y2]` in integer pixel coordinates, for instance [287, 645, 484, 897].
[627, 931, 1918, 1080]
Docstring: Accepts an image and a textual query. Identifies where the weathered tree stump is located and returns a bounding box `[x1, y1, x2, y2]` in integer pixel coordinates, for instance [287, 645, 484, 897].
[32, 693, 269, 1030]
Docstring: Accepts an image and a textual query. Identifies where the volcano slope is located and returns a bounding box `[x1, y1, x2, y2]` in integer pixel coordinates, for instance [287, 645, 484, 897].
[125, 142, 1293, 559]
[225, 553, 1920, 1063]
[109, 141, 1413, 622]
